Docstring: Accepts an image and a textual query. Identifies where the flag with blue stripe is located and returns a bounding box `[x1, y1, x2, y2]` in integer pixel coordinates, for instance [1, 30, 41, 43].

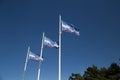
[44, 36, 59, 48]
[62, 21, 80, 36]
[29, 51, 43, 61]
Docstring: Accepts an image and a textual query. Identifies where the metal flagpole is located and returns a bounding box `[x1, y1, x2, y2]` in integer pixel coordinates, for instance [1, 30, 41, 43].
[22, 46, 30, 80]
[37, 32, 44, 80]
[58, 15, 62, 80]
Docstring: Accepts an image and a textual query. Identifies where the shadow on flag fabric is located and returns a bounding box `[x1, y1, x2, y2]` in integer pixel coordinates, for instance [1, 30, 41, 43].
[43, 36, 59, 48]
[62, 20, 80, 36]
[29, 51, 43, 61]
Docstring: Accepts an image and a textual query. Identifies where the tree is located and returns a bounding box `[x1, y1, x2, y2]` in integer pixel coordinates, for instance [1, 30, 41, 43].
[69, 73, 84, 80]
[99, 67, 108, 80]
[106, 63, 120, 80]
[83, 65, 100, 80]
[69, 63, 120, 80]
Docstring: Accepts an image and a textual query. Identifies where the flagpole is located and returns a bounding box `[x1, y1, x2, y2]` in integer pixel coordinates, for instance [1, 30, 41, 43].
[22, 46, 30, 80]
[58, 15, 62, 80]
[37, 32, 44, 80]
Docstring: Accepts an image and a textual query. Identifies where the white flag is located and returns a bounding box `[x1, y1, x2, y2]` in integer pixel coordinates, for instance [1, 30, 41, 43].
[29, 51, 43, 61]
[62, 21, 80, 36]
[43, 36, 59, 48]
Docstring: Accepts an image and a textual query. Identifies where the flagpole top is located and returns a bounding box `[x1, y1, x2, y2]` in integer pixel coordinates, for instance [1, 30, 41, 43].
[28, 46, 30, 50]
[43, 32, 45, 35]
[59, 14, 61, 18]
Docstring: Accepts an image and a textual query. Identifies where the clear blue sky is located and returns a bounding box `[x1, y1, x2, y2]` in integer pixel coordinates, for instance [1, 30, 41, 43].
[0, 0, 120, 80]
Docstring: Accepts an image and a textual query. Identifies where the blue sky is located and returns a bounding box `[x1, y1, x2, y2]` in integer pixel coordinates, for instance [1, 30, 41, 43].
[0, 0, 120, 80]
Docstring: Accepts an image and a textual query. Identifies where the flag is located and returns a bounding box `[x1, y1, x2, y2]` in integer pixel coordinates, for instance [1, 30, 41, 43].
[43, 36, 59, 48]
[62, 21, 80, 36]
[29, 51, 43, 61]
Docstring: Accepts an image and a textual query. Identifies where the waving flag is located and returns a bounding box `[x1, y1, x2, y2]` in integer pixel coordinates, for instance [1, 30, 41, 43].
[62, 21, 80, 36]
[43, 36, 59, 48]
[29, 51, 43, 61]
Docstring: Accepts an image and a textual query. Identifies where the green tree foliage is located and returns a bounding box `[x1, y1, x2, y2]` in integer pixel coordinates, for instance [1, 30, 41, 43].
[69, 73, 84, 80]
[68, 63, 120, 80]
[83, 65, 100, 80]
[106, 63, 120, 80]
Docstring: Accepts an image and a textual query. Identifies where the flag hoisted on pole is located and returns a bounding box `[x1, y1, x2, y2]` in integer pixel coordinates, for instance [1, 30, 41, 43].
[37, 32, 59, 80]
[22, 46, 43, 80]
[37, 32, 44, 80]
[58, 15, 80, 80]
